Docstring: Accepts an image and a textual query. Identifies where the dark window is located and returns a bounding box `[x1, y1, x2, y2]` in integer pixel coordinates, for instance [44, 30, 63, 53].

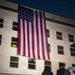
[44, 60, 51, 70]
[0, 35, 2, 45]
[12, 22, 18, 31]
[68, 34, 74, 42]
[59, 62, 65, 69]
[46, 29, 50, 37]
[11, 37, 18, 48]
[70, 46, 75, 56]
[28, 59, 36, 69]
[57, 45, 64, 55]
[56, 31, 62, 40]
[10, 56, 19, 68]
[72, 64, 75, 73]
[48, 44, 50, 52]
[0, 18, 3, 28]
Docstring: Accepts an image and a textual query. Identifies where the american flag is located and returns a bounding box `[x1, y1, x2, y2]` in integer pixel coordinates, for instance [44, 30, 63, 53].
[18, 5, 50, 60]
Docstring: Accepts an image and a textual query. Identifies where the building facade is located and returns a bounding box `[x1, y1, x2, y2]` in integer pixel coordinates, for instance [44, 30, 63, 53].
[0, 0, 75, 75]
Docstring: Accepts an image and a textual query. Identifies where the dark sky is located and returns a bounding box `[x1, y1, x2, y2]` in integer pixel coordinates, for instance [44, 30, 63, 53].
[7, 0, 75, 20]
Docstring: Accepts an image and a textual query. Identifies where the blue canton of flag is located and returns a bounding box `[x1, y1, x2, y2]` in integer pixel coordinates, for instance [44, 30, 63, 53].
[18, 5, 33, 22]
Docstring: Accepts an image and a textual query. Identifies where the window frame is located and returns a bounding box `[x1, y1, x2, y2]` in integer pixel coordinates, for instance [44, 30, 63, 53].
[0, 18, 3, 28]
[46, 29, 50, 37]
[11, 37, 18, 48]
[57, 45, 64, 55]
[68, 34, 74, 42]
[10, 56, 19, 68]
[44, 60, 51, 70]
[28, 58, 36, 69]
[0, 35, 2, 45]
[12, 22, 18, 31]
[56, 31, 62, 40]
[48, 43, 50, 52]
[59, 62, 65, 69]
[72, 64, 75, 73]
[70, 46, 75, 56]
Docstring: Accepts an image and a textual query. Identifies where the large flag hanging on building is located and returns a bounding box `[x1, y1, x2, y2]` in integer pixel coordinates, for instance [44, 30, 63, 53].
[18, 5, 50, 60]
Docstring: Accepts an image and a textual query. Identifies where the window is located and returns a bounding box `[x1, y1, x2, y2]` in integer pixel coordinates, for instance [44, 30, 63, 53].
[0, 18, 3, 28]
[70, 46, 75, 56]
[46, 29, 50, 37]
[56, 31, 62, 40]
[11, 37, 18, 47]
[48, 44, 50, 52]
[28, 58, 36, 69]
[10, 56, 19, 68]
[72, 64, 75, 73]
[59, 62, 65, 69]
[12, 22, 18, 31]
[68, 34, 74, 42]
[57, 45, 64, 55]
[0, 35, 2, 45]
[44, 60, 51, 70]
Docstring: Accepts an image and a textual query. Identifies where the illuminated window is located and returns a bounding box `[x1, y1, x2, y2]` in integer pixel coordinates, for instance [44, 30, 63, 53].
[10, 56, 19, 68]
[0, 35, 2, 45]
[0, 18, 3, 28]
[57, 45, 64, 55]
[68, 34, 74, 42]
[12, 22, 18, 31]
[11, 37, 18, 47]
[28, 58, 36, 69]
[56, 31, 62, 40]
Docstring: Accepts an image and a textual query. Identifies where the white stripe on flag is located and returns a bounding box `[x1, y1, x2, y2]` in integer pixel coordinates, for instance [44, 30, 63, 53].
[38, 11, 43, 59]
[24, 20, 28, 57]
[20, 19, 24, 56]
[29, 22, 33, 58]
[34, 11, 38, 59]
[42, 13, 48, 60]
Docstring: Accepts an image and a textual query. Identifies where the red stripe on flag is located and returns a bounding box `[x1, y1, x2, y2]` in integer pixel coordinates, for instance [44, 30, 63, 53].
[40, 12, 45, 59]
[32, 22, 35, 58]
[23, 20, 26, 56]
[18, 18, 20, 55]
[35, 11, 40, 59]
[27, 21, 30, 57]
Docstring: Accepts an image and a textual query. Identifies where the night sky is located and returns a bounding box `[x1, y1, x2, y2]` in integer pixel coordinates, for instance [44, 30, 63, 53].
[7, 0, 75, 20]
